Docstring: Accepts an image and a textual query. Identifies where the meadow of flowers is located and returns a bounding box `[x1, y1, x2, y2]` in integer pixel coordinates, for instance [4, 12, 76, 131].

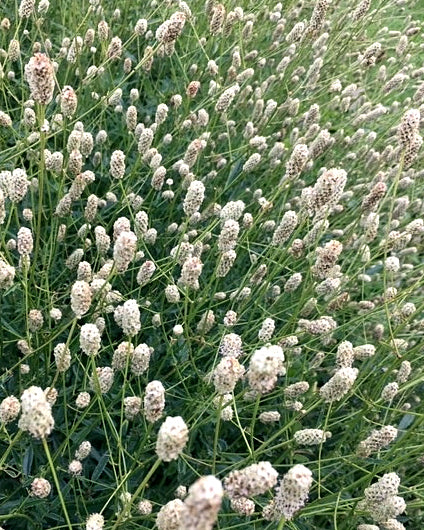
[0, 0, 424, 528]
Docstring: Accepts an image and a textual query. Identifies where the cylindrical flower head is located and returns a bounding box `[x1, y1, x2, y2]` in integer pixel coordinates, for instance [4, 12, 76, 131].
[89, 367, 114, 394]
[381, 382, 399, 401]
[156, 499, 185, 530]
[312, 240, 343, 279]
[24, 53, 55, 105]
[110, 150, 126, 179]
[183, 138, 204, 167]
[219, 333, 242, 357]
[113, 230, 137, 272]
[0, 111, 12, 127]
[107, 37, 122, 60]
[356, 425, 398, 457]
[71, 280, 92, 318]
[112, 341, 134, 371]
[216, 250, 237, 277]
[0, 396, 21, 423]
[131, 344, 151, 375]
[75, 440, 92, 461]
[137, 499, 153, 515]
[76, 392, 91, 409]
[353, 0, 371, 20]
[124, 396, 142, 420]
[285, 144, 309, 180]
[319, 367, 358, 402]
[272, 211, 298, 246]
[224, 462, 278, 499]
[18, 386, 54, 439]
[156, 12, 186, 43]
[181, 476, 223, 530]
[28, 309, 44, 333]
[396, 360, 411, 384]
[138, 128, 154, 154]
[210, 4, 226, 35]
[155, 103, 169, 125]
[9, 169, 29, 203]
[156, 416, 189, 461]
[144, 380, 165, 422]
[183, 180, 205, 216]
[212, 357, 245, 394]
[53, 342, 71, 372]
[86, 513, 104, 530]
[218, 220, 239, 252]
[60, 86, 78, 117]
[19, 0, 35, 18]
[308, 0, 329, 35]
[258, 318, 275, 341]
[114, 299, 141, 336]
[336, 341, 355, 368]
[0, 258, 15, 289]
[364, 473, 400, 503]
[215, 84, 240, 113]
[243, 153, 261, 173]
[274, 464, 313, 520]
[304, 169, 347, 216]
[230, 497, 255, 516]
[80, 324, 102, 356]
[259, 411, 281, 423]
[294, 429, 331, 446]
[180, 257, 203, 290]
[247, 345, 285, 394]
[397, 109, 420, 149]
[17, 227, 33, 256]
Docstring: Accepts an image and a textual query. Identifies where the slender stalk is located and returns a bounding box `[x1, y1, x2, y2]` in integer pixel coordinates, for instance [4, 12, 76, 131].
[318, 402, 332, 499]
[0, 430, 22, 471]
[32, 104, 47, 274]
[212, 395, 223, 474]
[277, 517, 286, 530]
[110, 457, 162, 530]
[250, 395, 261, 455]
[46, 318, 77, 400]
[42, 437, 73, 530]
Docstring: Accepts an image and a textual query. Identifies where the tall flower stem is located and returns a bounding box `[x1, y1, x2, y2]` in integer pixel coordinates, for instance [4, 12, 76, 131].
[42, 437, 73, 530]
[32, 104, 47, 279]
[110, 457, 162, 530]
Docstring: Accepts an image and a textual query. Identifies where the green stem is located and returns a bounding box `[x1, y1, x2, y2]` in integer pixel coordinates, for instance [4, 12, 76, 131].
[32, 104, 46, 274]
[318, 402, 332, 499]
[250, 395, 261, 455]
[42, 437, 73, 530]
[47, 318, 77, 398]
[110, 457, 162, 530]
[0, 430, 22, 471]
[277, 517, 286, 530]
[212, 395, 223, 474]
